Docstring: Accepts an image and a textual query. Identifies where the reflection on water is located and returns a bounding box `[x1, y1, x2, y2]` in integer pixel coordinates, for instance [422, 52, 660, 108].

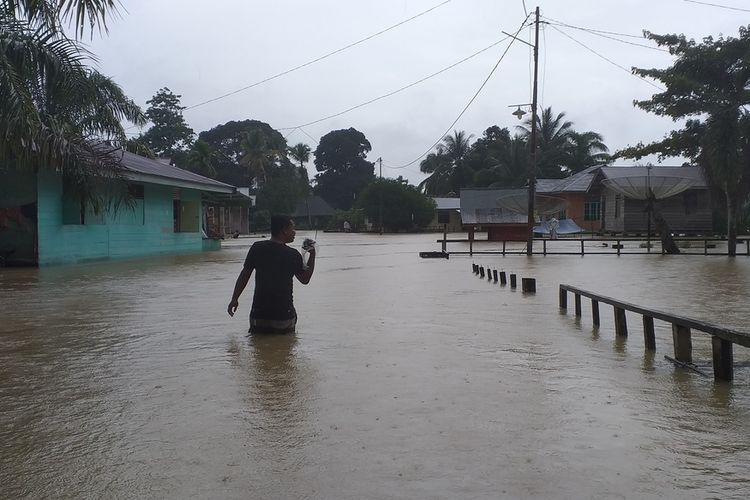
[1, 233, 750, 499]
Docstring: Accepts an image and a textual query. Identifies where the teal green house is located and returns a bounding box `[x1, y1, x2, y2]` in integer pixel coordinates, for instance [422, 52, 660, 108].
[0, 151, 237, 266]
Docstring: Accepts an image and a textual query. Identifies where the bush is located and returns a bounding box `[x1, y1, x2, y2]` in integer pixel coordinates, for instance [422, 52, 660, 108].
[251, 209, 270, 232]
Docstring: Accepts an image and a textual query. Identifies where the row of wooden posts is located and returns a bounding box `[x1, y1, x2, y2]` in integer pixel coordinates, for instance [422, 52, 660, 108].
[472, 264, 536, 293]
[559, 284, 749, 382]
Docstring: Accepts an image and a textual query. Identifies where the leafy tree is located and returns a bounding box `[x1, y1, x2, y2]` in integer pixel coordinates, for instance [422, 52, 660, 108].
[327, 208, 366, 231]
[139, 87, 194, 160]
[619, 27, 750, 255]
[198, 119, 286, 186]
[239, 127, 286, 185]
[466, 126, 529, 188]
[1, 0, 145, 205]
[357, 178, 435, 232]
[418, 130, 474, 195]
[313, 128, 375, 209]
[255, 161, 310, 214]
[518, 107, 574, 178]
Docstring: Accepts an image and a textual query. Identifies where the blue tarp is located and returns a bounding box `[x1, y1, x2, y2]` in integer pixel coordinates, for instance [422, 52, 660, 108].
[533, 219, 584, 235]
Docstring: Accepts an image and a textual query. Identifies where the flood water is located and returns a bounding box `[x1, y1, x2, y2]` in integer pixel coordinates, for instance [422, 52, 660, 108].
[2, 232, 750, 499]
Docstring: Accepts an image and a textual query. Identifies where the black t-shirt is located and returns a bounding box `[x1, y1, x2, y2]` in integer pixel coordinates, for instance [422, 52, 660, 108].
[243, 240, 304, 320]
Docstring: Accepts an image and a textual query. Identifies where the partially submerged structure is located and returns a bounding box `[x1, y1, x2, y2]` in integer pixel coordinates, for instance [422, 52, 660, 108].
[292, 195, 335, 229]
[429, 197, 462, 232]
[0, 151, 239, 266]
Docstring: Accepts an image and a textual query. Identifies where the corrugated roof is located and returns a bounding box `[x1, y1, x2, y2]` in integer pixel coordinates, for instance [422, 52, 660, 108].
[117, 150, 236, 193]
[459, 188, 529, 224]
[536, 165, 600, 194]
[293, 195, 335, 217]
[432, 197, 460, 210]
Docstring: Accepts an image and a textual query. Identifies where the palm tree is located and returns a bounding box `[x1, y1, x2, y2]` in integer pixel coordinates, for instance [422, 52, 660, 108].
[567, 131, 610, 173]
[1, 0, 145, 199]
[519, 107, 574, 178]
[239, 128, 285, 186]
[187, 140, 217, 178]
[419, 130, 474, 195]
[288, 143, 311, 169]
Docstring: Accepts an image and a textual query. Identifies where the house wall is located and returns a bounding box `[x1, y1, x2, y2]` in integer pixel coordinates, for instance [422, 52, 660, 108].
[37, 171, 207, 266]
[487, 224, 528, 241]
[428, 210, 462, 232]
[623, 189, 712, 234]
[602, 188, 625, 233]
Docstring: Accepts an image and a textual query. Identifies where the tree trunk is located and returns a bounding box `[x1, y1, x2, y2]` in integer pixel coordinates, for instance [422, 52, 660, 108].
[651, 198, 680, 254]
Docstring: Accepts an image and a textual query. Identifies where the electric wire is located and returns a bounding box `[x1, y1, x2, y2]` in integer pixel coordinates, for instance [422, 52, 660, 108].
[543, 18, 669, 52]
[384, 15, 532, 170]
[521, 0, 528, 16]
[542, 15, 651, 39]
[183, 0, 452, 111]
[683, 0, 750, 12]
[548, 24, 665, 91]
[277, 35, 512, 131]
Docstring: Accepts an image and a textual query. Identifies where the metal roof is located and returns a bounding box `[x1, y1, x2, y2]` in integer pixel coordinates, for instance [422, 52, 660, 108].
[293, 195, 336, 218]
[459, 188, 529, 224]
[536, 166, 600, 194]
[117, 150, 236, 193]
[599, 166, 706, 188]
[432, 197, 461, 210]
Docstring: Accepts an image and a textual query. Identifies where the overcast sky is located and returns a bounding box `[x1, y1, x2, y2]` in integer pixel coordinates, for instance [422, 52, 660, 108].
[87, 0, 745, 184]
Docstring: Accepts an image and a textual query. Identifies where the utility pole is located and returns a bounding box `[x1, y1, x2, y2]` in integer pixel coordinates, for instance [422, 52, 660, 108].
[378, 157, 384, 235]
[527, 6, 540, 256]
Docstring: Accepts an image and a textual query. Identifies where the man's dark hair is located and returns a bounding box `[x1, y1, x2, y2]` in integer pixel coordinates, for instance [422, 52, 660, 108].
[271, 215, 293, 236]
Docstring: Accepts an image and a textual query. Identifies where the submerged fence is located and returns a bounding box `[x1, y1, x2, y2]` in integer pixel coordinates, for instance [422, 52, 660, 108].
[559, 284, 750, 382]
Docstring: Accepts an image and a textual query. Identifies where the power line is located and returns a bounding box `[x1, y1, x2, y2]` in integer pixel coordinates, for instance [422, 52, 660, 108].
[548, 24, 665, 91]
[683, 0, 750, 12]
[385, 14, 532, 170]
[277, 35, 512, 131]
[542, 15, 649, 39]
[183, 0, 452, 111]
[521, 0, 528, 16]
[543, 18, 669, 52]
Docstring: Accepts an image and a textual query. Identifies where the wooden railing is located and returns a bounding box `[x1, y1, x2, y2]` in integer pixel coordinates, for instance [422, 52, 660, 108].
[559, 284, 750, 382]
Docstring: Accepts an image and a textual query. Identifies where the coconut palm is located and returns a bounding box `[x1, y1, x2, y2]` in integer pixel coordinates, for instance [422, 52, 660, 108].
[288, 142, 311, 169]
[187, 140, 217, 178]
[418, 130, 474, 195]
[239, 127, 285, 186]
[518, 107, 575, 178]
[1, 0, 145, 192]
[567, 131, 610, 173]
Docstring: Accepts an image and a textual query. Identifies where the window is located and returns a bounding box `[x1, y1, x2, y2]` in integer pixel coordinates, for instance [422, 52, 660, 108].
[683, 191, 698, 215]
[614, 195, 621, 219]
[173, 199, 200, 233]
[584, 200, 601, 221]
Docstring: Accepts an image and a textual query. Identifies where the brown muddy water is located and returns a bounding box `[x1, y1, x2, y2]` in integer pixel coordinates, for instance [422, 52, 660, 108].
[2, 232, 750, 499]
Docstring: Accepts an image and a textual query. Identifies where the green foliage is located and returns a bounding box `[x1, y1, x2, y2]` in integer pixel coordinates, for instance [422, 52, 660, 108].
[255, 162, 309, 215]
[357, 178, 435, 232]
[0, 0, 144, 209]
[239, 126, 286, 185]
[186, 139, 217, 177]
[139, 87, 194, 159]
[288, 142, 311, 168]
[251, 209, 271, 232]
[419, 130, 474, 195]
[466, 126, 528, 189]
[313, 128, 375, 209]
[327, 208, 366, 231]
[620, 26, 750, 255]
[198, 119, 286, 186]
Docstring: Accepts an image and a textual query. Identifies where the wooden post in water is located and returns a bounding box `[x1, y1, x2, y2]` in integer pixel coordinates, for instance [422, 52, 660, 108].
[543, 240, 547, 256]
[499, 271, 507, 285]
[479, 267, 485, 278]
[493, 269, 498, 282]
[488, 268, 493, 281]
[592, 300, 600, 326]
[559, 287, 567, 309]
[614, 307, 628, 336]
[617, 240, 621, 256]
[672, 324, 692, 363]
[522, 278, 536, 293]
[509, 274, 517, 289]
[642, 315, 656, 351]
[574, 293, 582, 317]
[711, 336, 733, 381]
[580, 240, 584, 256]
[502, 241, 506, 255]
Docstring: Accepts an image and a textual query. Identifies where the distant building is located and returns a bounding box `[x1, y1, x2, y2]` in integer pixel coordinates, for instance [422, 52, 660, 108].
[292, 195, 335, 229]
[0, 150, 239, 266]
[459, 188, 529, 241]
[429, 197, 462, 232]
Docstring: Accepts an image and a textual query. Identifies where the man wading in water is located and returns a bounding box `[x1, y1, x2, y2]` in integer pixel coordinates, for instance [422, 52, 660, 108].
[227, 215, 316, 333]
